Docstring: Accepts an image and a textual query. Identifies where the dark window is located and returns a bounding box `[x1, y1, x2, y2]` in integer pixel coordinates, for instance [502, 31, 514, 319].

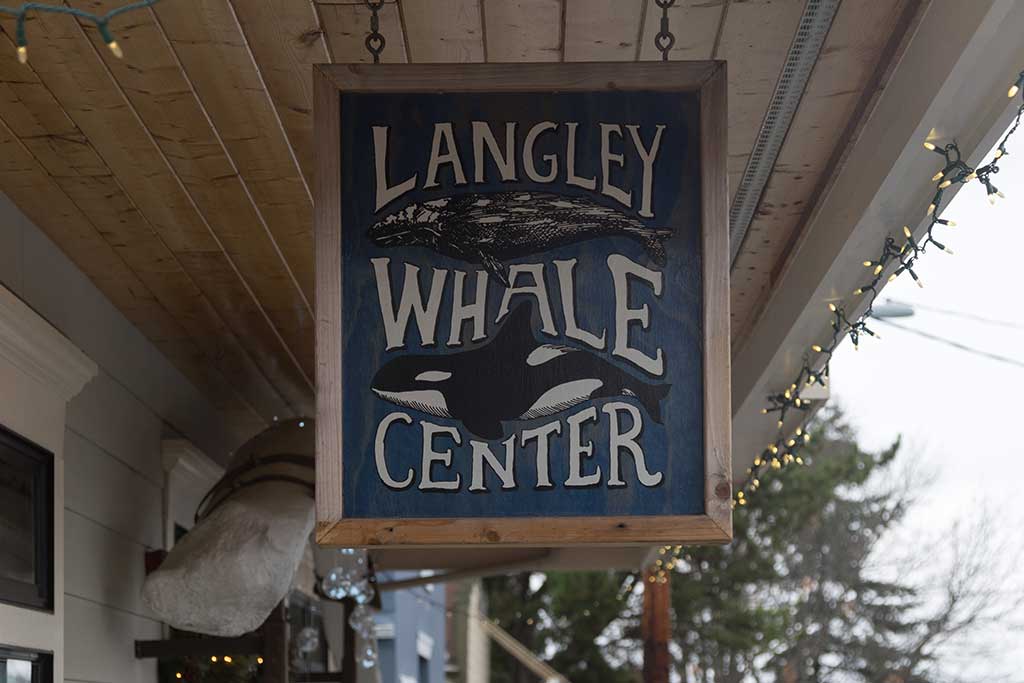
[0, 646, 53, 683]
[418, 654, 429, 683]
[0, 425, 54, 611]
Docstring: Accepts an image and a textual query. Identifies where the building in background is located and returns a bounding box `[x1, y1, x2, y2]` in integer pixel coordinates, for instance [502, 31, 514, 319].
[370, 574, 446, 683]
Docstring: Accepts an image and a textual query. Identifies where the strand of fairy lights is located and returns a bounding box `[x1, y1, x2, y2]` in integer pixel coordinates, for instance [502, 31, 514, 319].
[651, 69, 1024, 583]
[0, 0, 159, 63]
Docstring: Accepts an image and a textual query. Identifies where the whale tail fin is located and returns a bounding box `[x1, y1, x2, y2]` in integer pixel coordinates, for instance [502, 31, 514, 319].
[622, 382, 671, 423]
[625, 227, 671, 267]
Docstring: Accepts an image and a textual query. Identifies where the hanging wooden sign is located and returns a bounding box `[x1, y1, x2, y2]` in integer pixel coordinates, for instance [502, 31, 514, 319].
[315, 63, 731, 547]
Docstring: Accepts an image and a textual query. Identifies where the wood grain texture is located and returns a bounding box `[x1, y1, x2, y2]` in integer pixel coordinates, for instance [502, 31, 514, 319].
[401, 0, 485, 62]
[151, 0, 316, 302]
[700, 63, 732, 538]
[317, 514, 730, 547]
[729, 0, 911, 347]
[714, 0, 806, 202]
[2, 2, 318, 412]
[317, 1, 409, 63]
[0, 35, 289, 426]
[563, 0, 644, 61]
[314, 67, 343, 524]
[318, 61, 719, 92]
[315, 62, 731, 546]
[230, 0, 332, 188]
[72, 1, 315, 384]
[637, 0, 725, 61]
[483, 0, 562, 62]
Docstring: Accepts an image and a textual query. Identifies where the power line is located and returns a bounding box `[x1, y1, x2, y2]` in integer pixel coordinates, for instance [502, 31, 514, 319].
[886, 299, 1024, 331]
[876, 318, 1024, 370]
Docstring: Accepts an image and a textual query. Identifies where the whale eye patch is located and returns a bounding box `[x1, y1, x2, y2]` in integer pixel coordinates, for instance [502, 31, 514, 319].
[415, 370, 452, 382]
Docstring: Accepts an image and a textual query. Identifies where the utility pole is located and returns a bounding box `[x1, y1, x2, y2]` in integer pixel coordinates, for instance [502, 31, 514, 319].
[642, 568, 671, 683]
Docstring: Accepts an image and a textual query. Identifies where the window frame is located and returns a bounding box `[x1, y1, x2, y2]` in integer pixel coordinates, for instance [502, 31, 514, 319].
[0, 424, 54, 612]
[0, 645, 54, 683]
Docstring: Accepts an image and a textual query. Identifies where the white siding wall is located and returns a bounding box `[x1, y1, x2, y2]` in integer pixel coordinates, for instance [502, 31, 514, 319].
[0, 190, 246, 683]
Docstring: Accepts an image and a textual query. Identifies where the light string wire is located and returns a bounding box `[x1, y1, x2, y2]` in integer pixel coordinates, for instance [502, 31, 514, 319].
[650, 69, 1024, 582]
[0, 0, 159, 63]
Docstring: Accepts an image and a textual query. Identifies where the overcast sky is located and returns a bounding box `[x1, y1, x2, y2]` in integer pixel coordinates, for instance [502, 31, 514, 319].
[828, 126, 1024, 678]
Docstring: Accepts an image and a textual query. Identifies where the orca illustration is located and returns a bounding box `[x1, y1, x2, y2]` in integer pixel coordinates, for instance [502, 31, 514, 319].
[370, 302, 671, 439]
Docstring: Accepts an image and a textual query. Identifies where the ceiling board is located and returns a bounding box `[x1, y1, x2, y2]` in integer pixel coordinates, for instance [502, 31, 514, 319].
[317, 1, 408, 63]
[0, 37, 288, 425]
[563, 0, 644, 61]
[0, 112, 267, 434]
[62, 3, 316, 397]
[401, 0, 485, 62]
[715, 0, 806, 201]
[0, 0, 915, 456]
[0, 8, 315, 413]
[152, 0, 316, 302]
[483, 0, 562, 62]
[636, 0, 724, 61]
[230, 0, 331, 189]
[730, 0, 910, 347]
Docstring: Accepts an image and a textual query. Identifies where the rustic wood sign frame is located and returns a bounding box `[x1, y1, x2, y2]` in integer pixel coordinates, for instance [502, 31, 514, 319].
[315, 62, 730, 548]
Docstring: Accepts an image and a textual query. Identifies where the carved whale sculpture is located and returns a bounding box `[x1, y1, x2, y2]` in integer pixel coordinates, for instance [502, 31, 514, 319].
[141, 419, 315, 637]
[371, 301, 670, 439]
[368, 192, 671, 287]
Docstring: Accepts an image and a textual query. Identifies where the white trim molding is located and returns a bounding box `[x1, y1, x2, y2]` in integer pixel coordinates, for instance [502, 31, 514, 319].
[0, 286, 97, 402]
[162, 438, 223, 480]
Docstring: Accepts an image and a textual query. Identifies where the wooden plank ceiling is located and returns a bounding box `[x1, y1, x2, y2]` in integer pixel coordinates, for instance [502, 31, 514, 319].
[0, 0, 913, 445]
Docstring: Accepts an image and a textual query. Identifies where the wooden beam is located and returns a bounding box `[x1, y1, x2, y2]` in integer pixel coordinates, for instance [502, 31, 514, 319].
[642, 569, 670, 683]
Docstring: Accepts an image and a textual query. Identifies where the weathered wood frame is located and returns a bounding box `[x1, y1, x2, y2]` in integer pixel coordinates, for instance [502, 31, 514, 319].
[315, 62, 731, 548]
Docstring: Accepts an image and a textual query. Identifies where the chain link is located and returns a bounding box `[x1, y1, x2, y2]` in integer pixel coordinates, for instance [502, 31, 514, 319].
[654, 0, 676, 61]
[365, 0, 385, 64]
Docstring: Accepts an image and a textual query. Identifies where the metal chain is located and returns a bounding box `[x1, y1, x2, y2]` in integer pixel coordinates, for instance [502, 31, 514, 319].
[654, 0, 676, 61]
[365, 0, 385, 64]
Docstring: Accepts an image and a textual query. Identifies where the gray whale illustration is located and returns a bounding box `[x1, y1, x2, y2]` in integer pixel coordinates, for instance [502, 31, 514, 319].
[368, 192, 671, 287]
[370, 302, 670, 439]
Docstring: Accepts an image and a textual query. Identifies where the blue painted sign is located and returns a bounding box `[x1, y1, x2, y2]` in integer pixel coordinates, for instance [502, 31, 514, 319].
[337, 88, 705, 521]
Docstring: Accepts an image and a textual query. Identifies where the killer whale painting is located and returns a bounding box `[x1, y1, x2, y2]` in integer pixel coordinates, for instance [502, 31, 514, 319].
[316, 62, 731, 547]
[368, 192, 672, 287]
[371, 301, 671, 439]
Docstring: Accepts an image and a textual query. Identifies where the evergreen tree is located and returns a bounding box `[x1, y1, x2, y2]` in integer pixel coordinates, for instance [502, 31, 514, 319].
[483, 409, 1016, 682]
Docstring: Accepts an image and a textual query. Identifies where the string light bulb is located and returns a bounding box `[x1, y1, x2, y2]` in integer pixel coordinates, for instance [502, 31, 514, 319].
[2, 0, 156, 64]
[676, 65, 1024, 550]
